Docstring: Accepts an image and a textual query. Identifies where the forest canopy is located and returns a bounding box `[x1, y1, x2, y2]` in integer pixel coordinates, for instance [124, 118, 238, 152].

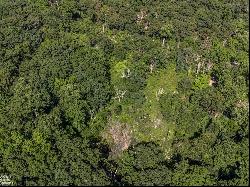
[0, 0, 249, 186]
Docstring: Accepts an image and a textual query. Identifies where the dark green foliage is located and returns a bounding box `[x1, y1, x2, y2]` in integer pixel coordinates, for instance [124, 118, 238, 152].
[110, 142, 172, 186]
[0, 0, 248, 186]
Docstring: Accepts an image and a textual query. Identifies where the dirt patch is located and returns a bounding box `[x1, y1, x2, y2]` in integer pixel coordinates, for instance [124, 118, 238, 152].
[103, 119, 132, 156]
[235, 100, 249, 109]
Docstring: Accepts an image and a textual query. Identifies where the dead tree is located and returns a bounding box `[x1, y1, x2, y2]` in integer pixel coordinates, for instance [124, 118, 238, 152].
[114, 89, 126, 102]
[156, 88, 164, 101]
[149, 59, 156, 73]
[121, 68, 131, 78]
[48, 0, 59, 6]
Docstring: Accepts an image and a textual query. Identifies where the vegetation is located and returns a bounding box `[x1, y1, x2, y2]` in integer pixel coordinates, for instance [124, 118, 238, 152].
[0, 0, 249, 186]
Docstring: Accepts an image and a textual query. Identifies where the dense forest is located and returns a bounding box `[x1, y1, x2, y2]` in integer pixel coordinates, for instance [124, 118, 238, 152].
[0, 0, 249, 186]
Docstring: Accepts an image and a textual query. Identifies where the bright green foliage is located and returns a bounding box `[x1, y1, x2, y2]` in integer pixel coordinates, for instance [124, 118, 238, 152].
[193, 74, 210, 90]
[160, 22, 175, 40]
